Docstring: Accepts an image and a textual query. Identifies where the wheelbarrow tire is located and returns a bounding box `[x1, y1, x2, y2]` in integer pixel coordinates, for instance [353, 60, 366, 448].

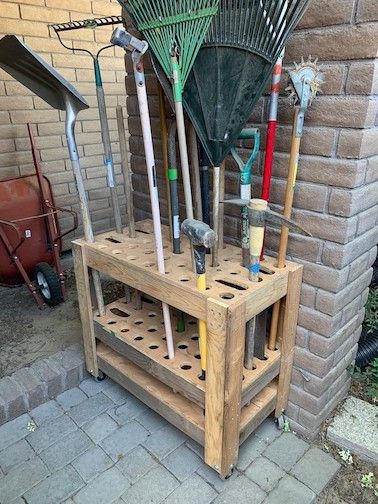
[34, 262, 63, 307]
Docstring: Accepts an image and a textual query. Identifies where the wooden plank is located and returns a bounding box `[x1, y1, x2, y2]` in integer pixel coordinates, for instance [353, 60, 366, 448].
[72, 243, 99, 377]
[241, 350, 281, 407]
[97, 343, 205, 445]
[275, 266, 303, 417]
[204, 299, 245, 477]
[94, 322, 204, 407]
[239, 383, 277, 445]
[84, 246, 207, 321]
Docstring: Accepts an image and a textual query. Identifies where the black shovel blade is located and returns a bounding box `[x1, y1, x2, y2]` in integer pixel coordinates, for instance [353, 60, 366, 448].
[183, 45, 272, 166]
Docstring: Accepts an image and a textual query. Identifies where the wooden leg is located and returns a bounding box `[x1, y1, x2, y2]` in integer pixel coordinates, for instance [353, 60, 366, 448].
[72, 243, 99, 378]
[205, 298, 245, 477]
[275, 266, 303, 417]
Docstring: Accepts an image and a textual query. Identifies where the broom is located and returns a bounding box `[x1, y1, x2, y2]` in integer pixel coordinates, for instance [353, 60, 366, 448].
[117, 0, 220, 221]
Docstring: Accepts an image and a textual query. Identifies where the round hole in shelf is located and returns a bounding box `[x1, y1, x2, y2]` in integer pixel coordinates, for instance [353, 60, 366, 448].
[191, 335, 199, 341]
[165, 271, 171, 275]
[149, 344, 159, 350]
[143, 261, 155, 267]
[164, 354, 169, 359]
[206, 286, 211, 290]
[148, 312, 157, 318]
[134, 320, 144, 325]
[198, 373, 205, 381]
[95, 311, 101, 317]
[242, 375, 245, 381]
[112, 249, 122, 255]
[121, 328, 129, 333]
[134, 336, 143, 341]
[216, 268, 222, 272]
[148, 327, 158, 333]
[180, 363, 192, 370]
[220, 292, 235, 300]
[223, 258, 231, 262]
[180, 277, 190, 282]
[178, 263, 186, 268]
[162, 336, 166, 341]
[97, 244, 107, 250]
[144, 250, 154, 255]
[194, 354, 201, 360]
[107, 320, 117, 325]
[127, 256, 136, 261]
[230, 271, 240, 275]
[188, 320, 196, 325]
[178, 343, 188, 350]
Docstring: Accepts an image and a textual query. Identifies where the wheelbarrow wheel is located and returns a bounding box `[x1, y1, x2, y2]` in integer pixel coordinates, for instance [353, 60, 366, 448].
[34, 262, 63, 307]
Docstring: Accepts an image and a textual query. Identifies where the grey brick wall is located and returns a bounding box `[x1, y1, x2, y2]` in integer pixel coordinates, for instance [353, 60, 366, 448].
[124, 1, 378, 437]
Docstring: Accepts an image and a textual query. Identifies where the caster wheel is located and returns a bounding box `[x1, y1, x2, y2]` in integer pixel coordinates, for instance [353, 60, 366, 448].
[34, 263, 63, 307]
[276, 414, 286, 431]
[94, 371, 107, 382]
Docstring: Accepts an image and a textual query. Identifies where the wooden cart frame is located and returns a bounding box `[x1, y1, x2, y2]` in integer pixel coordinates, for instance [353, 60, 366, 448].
[72, 220, 302, 478]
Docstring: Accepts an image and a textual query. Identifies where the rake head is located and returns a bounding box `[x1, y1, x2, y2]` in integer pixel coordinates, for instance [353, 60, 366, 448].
[51, 16, 123, 33]
[182, 0, 312, 165]
[116, 0, 220, 87]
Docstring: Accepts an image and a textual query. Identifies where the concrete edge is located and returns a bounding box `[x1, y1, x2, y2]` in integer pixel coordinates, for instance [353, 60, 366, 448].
[0, 343, 88, 426]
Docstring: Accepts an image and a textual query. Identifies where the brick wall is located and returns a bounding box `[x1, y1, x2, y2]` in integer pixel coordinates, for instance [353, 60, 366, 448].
[0, 0, 127, 247]
[125, 1, 378, 437]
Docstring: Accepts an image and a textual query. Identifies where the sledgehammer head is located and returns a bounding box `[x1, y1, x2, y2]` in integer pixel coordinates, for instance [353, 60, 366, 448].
[181, 219, 216, 249]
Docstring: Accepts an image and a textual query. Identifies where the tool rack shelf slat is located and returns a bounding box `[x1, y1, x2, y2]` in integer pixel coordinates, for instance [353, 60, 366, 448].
[72, 219, 303, 478]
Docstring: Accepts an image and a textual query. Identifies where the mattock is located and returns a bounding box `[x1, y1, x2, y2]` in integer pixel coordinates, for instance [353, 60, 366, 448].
[181, 219, 217, 381]
[223, 198, 311, 370]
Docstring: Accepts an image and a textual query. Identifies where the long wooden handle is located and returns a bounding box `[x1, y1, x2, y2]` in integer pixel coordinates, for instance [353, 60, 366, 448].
[197, 272, 207, 380]
[188, 123, 203, 221]
[158, 84, 173, 240]
[116, 106, 135, 238]
[269, 107, 301, 351]
[211, 165, 220, 267]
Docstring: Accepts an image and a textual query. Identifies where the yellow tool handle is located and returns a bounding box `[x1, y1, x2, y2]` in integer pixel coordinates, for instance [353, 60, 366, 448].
[197, 273, 207, 375]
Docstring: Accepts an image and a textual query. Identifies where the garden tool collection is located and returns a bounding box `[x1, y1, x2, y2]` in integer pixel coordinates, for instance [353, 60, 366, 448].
[0, 35, 105, 316]
[111, 27, 175, 359]
[182, 0, 312, 266]
[51, 16, 125, 234]
[181, 219, 217, 380]
[118, 0, 221, 222]
[224, 198, 311, 369]
[269, 56, 324, 351]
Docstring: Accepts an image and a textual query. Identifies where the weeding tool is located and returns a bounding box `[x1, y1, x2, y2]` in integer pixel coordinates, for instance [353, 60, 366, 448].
[224, 198, 310, 369]
[181, 219, 217, 380]
[111, 27, 175, 359]
[0, 35, 105, 315]
[269, 56, 324, 351]
[51, 16, 124, 234]
[118, 0, 221, 222]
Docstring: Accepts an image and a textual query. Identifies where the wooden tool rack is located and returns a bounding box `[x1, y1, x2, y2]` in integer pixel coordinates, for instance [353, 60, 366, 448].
[73, 219, 303, 478]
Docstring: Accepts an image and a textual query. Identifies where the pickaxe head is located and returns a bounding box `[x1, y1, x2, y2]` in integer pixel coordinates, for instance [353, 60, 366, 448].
[110, 27, 148, 56]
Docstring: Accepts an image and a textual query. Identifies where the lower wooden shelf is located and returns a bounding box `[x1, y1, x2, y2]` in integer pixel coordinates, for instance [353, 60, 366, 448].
[97, 341, 277, 448]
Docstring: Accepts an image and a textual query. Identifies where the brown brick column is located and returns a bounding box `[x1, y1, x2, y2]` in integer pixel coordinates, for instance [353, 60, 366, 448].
[125, 1, 378, 437]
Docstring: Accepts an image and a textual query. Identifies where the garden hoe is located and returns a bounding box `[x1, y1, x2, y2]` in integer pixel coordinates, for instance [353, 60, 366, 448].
[0, 34, 105, 316]
[224, 198, 310, 369]
[269, 56, 324, 352]
[51, 16, 124, 234]
[181, 219, 217, 380]
[110, 27, 175, 360]
[182, 0, 312, 266]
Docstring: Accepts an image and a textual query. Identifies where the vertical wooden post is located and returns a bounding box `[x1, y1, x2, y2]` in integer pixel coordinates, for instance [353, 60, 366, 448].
[205, 298, 245, 477]
[275, 266, 303, 417]
[72, 243, 99, 377]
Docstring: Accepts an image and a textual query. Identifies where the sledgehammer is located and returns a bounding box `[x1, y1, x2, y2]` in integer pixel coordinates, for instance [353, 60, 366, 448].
[181, 219, 216, 380]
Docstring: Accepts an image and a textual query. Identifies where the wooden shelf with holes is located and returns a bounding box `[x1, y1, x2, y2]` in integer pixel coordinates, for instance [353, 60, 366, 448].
[72, 219, 303, 478]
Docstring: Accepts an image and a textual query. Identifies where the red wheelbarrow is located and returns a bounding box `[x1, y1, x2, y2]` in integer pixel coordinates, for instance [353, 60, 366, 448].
[0, 124, 78, 308]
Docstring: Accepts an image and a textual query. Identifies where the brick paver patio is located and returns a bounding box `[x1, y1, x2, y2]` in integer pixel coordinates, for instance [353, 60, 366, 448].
[0, 377, 340, 503]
